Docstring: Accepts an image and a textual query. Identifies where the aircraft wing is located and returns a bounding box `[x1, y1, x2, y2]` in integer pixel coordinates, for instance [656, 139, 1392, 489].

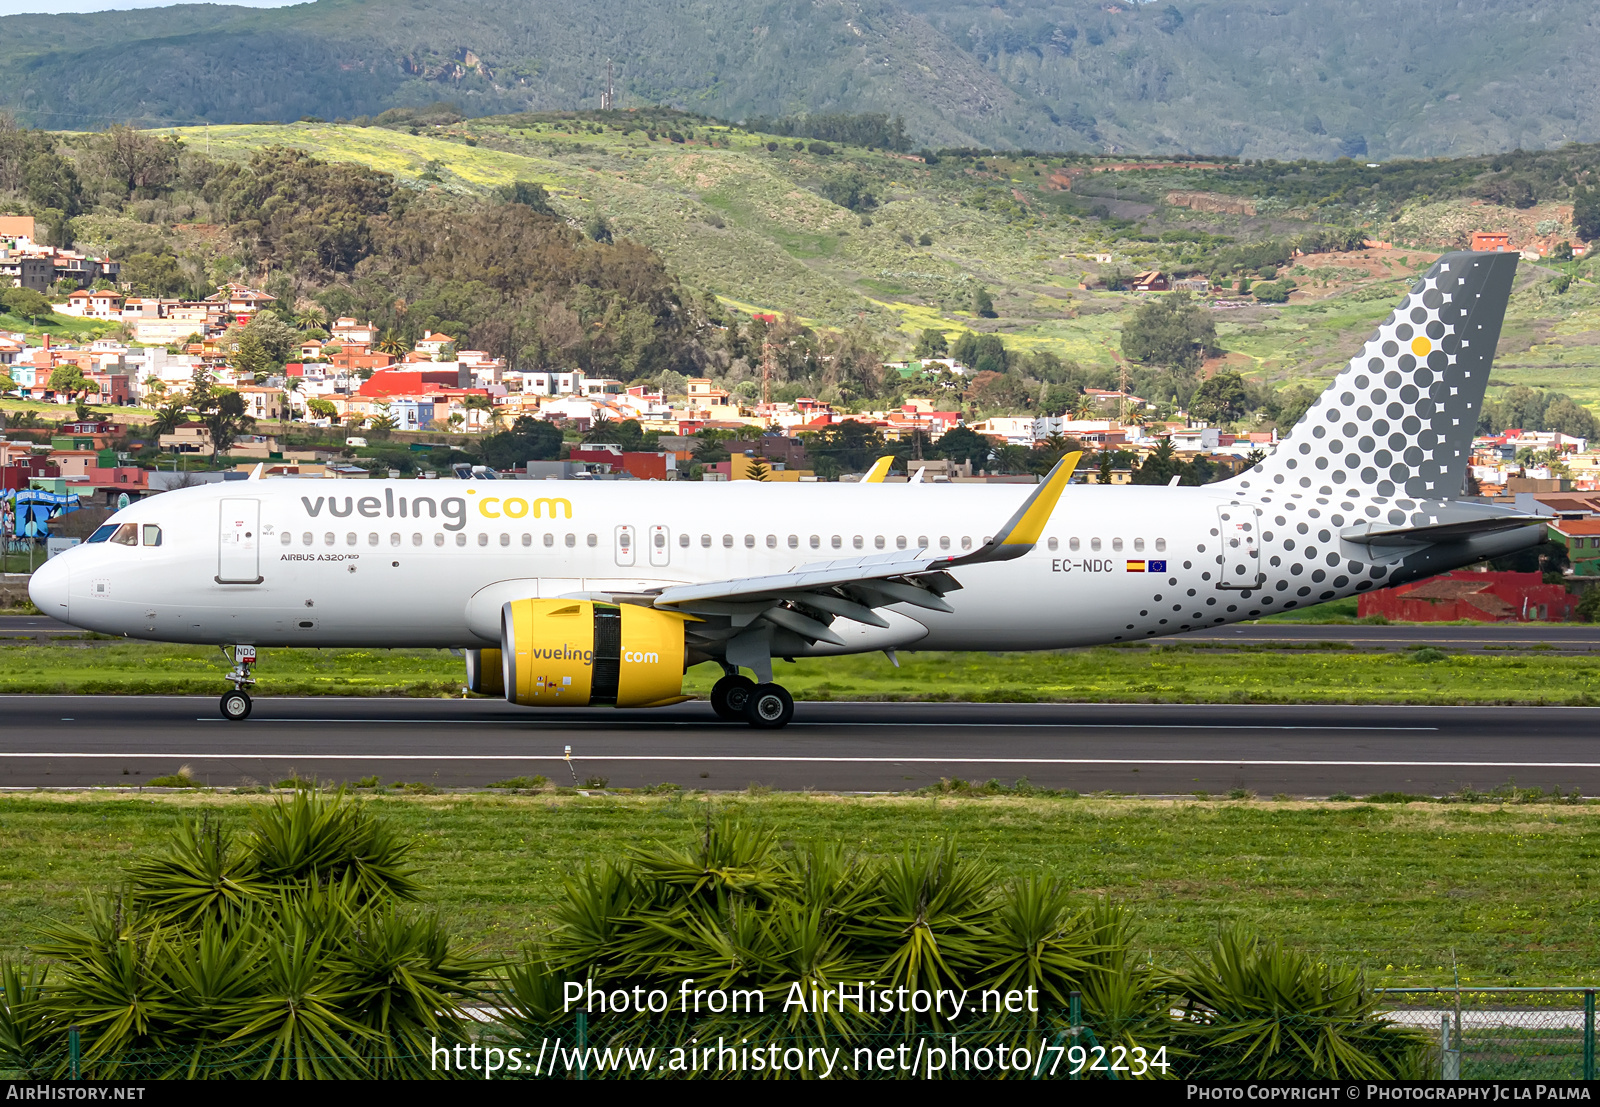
[651, 454, 1079, 652]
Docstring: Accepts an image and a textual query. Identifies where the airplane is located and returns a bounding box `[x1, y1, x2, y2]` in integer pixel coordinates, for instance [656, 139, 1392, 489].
[29, 250, 1549, 728]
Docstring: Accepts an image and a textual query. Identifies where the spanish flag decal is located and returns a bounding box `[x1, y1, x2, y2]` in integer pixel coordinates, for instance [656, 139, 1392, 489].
[1126, 560, 1146, 572]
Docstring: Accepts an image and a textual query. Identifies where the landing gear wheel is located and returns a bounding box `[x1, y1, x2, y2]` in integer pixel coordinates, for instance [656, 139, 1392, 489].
[710, 674, 755, 721]
[220, 690, 252, 721]
[744, 683, 794, 730]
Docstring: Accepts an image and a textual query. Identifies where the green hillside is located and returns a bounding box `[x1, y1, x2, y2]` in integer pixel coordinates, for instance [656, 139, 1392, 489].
[137, 116, 1600, 417]
[4, 0, 1600, 158]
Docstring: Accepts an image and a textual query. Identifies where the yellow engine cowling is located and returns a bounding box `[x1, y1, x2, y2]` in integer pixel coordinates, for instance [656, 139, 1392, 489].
[500, 599, 692, 708]
[464, 649, 504, 696]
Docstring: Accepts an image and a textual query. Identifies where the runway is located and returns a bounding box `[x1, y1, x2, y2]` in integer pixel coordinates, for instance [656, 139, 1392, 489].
[2, 696, 1597, 796]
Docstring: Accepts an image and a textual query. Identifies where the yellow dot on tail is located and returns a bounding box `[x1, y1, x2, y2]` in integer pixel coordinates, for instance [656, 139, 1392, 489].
[1411, 336, 1432, 356]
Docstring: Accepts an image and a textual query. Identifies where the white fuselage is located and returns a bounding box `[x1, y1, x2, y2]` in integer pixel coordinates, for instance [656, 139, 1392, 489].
[29, 477, 1535, 653]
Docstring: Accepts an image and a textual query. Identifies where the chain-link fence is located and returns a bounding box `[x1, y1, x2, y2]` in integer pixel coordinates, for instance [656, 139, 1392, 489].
[1377, 988, 1598, 1081]
[8, 988, 1596, 1080]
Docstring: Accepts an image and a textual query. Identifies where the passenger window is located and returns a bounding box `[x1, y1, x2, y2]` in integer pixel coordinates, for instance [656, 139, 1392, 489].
[961, 536, 972, 550]
[853, 536, 863, 549]
[281, 531, 293, 546]
[874, 536, 885, 549]
[917, 535, 928, 548]
[435, 533, 445, 546]
[831, 536, 842, 549]
[345, 532, 356, 546]
[414, 533, 424, 546]
[390, 533, 401, 547]
[896, 536, 906, 550]
[679, 533, 689, 548]
[1133, 537, 1145, 552]
[939, 536, 950, 550]
[522, 534, 532, 547]
[544, 534, 555, 548]
[500, 533, 510, 547]
[587, 534, 597, 547]
[457, 533, 468, 547]
[324, 532, 335, 547]
[788, 535, 799, 549]
[566, 534, 577, 548]
[478, 533, 489, 547]
[723, 534, 733, 548]
[368, 533, 379, 546]
[655, 532, 667, 549]
[110, 523, 138, 546]
[810, 535, 820, 548]
[1155, 537, 1167, 552]
[701, 534, 711, 548]
[1090, 537, 1101, 551]
[1047, 537, 1058, 551]
[1070, 537, 1081, 551]
[87, 524, 117, 544]
[744, 534, 755, 548]
[1112, 537, 1123, 552]
[766, 535, 777, 548]
[302, 532, 313, 546]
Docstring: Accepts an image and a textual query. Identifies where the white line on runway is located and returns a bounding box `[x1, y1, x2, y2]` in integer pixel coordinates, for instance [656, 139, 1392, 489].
[189, 718, 1439, 731]
[2, 753, 1597, 768]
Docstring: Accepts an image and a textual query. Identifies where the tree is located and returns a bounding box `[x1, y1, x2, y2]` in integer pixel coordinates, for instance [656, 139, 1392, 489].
[47, 364, 94, 401]
[496, 179, 556, 216]
[295, 307, 328, 333]
[1121, 292, 1219, 371]
[912, 328, 948, 358]
[585, 212, 614, 244]
[375, 330, 408, 357]
[745, 457, 771, 482]
[935, 425, 994, 469]
[307, 397, 339, 422]
[369, 401, 398, 436]
[480, 416, 562, 469]
[1574, 186, 1600, 244]
[2, 287, 52, 323]
[1190, 371, 1250, 423]
[1132, 438, 1184, 485]
[94, 125, 179, 197]
[194, 389, 253, 461]
[150, 400, 186, 436]
[0, 372, 15, 395]
[1251, 281, 1291, 304]
[1273, 384, 1320, 431]
[1544, 396, 1598, 439]
[972, 286, 997, 318]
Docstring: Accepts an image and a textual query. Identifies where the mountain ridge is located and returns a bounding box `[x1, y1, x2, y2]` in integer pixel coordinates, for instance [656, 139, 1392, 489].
[3, 0, 1600, 158]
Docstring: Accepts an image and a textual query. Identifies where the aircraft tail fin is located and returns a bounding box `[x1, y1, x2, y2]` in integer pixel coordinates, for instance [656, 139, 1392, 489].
[1229, 249, 1518, 504]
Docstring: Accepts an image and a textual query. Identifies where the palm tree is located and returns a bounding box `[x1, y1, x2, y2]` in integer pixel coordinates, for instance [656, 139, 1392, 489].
[283, 376, 302, 424]
[376, 330, 408, 357]
[294, 307, 327, 333]
[459, 394, 493, 430]
[151, 401, 186, 437]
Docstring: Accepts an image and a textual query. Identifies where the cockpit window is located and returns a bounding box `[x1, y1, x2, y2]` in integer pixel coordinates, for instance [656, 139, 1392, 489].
[110, 523, 139, 546]
[142, 525, 162, 547]
[87, 524, 117, 543]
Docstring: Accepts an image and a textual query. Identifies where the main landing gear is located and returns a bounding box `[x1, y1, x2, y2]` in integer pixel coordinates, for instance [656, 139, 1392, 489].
[220, 645, 257, 721]
[710, 671, 795, 730]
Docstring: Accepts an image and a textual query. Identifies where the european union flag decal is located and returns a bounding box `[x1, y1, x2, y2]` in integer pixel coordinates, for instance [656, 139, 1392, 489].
[1149, 560, 1167, 572]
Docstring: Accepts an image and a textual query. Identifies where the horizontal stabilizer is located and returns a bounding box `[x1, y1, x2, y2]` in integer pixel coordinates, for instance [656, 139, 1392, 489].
[1342, 514, 1551, 547]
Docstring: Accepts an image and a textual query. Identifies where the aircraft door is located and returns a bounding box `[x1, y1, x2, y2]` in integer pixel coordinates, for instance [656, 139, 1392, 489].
[217, 498, 263, 584]
[615, 524, 636, 567]
[649, 525, 670, 567]
[1215, 505, 1263, 590]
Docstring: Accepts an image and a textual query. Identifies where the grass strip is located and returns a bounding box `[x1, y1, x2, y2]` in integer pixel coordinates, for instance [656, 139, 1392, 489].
[1, 642, 1596, 705]
[0, 791, 1594, 988]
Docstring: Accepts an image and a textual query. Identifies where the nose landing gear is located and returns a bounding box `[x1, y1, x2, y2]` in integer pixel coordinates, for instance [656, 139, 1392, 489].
[220, 645, 256, 721]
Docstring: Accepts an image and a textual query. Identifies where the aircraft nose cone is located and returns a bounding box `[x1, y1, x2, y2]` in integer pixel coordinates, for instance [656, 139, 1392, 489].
[28, 554, 69, 620]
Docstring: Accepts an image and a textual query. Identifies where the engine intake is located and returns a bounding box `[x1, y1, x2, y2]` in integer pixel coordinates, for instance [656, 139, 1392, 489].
[500, 599, 692, 708]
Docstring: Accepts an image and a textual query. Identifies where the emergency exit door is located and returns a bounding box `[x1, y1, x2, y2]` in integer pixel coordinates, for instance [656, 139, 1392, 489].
[217, 499, 262, 584]
[1215, 505, 1263, 590]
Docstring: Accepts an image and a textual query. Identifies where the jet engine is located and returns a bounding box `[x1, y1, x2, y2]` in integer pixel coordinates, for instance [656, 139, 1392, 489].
[464, 648, 504, 696]
[499, 599, 693, 708]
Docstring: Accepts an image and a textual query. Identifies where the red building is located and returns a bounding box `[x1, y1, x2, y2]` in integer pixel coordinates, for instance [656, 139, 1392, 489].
[1357, 571, 1576, 623]
[358, 369, 467, 397]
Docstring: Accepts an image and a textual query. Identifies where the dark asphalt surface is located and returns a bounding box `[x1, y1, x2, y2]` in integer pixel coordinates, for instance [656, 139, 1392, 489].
[6, 615, 1600, 650]
[3, 696, 1597, 796]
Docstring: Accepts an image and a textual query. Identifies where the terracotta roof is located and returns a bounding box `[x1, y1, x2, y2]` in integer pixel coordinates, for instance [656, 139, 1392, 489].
[1553, 519, 1600, 536]
[1403, 578, 1492, 601]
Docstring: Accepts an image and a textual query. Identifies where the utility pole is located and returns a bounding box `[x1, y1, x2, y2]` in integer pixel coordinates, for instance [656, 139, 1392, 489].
[761, 337, 776, 409]
[601, 59, 614, 111]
